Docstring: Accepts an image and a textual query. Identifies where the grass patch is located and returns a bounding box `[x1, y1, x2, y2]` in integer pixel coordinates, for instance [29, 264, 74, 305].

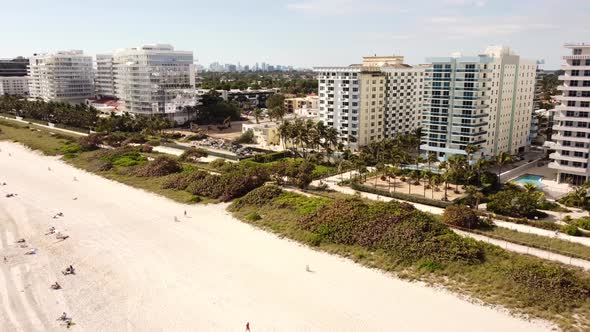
[479, 226, 590, 261]
[0, 119, 77, 155]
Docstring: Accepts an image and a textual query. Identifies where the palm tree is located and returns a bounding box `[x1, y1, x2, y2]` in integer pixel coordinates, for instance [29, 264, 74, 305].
[464, 185, 484, 209]
[426, 152, 438, 172]
[495, 152, 513, 187]
[465, 144, 480, 165]
[253, 108, 263, 124]
[523, 182, 538, 194]
[421, 170, 431, 197]
[438, 161, 449, 201]
[473, 158, 488, 186]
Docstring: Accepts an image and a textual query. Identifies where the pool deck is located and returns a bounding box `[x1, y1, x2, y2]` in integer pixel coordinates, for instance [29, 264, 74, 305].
[507, 166, 572, 200]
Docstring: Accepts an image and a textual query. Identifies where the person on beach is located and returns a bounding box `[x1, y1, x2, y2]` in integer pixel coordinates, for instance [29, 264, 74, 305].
[184, 210, 187, 216]
[245, 322, 250, 332]
[3, 256, 7, 263]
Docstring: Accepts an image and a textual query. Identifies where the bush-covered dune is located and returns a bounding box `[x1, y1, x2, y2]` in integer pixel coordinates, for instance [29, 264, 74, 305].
[230, 186, 590, 331]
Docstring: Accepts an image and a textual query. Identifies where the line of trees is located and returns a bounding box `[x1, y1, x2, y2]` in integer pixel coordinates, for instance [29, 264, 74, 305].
[0, 96, 98, 129]
[278, 118, 339, 159]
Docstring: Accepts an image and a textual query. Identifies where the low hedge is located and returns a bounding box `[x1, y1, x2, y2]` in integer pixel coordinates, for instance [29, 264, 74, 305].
[351, 182, 453, 208]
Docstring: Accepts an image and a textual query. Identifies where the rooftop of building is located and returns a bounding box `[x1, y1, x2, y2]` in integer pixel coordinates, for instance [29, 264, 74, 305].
[564, 43, 590, 48]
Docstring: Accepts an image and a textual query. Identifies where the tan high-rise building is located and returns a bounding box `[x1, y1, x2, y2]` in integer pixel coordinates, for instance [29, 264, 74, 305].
[314, 56, 425, 149]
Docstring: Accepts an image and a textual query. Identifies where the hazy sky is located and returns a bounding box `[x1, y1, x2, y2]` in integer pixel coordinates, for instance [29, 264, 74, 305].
[2, 0, 589, 69]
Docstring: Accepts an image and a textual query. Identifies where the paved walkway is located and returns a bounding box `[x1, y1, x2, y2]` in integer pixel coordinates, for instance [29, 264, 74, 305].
[455, 230, 590, 270]
[493, 220, 590, 247]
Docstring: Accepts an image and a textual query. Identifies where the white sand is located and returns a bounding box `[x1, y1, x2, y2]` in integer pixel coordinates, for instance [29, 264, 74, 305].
[0, 142, 552, 332]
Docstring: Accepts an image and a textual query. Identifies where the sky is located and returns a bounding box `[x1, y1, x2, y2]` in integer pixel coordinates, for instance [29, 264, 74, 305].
[2, 0, 589, 69]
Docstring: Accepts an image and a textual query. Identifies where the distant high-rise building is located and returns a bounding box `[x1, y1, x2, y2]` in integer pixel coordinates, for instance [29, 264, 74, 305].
[28, 50, 94, 103]
[95, 54, 116, 98]
[548, 43, 590, 184]
[112, 44, 194, 115]
[0, 57, 29, 96]
[314, 56, 426, 149]
[421, 46, 536, 161]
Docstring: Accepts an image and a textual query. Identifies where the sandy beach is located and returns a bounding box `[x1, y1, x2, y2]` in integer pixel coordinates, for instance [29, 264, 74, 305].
[0, 141, 552, 331]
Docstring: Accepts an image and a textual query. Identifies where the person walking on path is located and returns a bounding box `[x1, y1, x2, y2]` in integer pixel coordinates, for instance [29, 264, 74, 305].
[245, 322, 250, 332]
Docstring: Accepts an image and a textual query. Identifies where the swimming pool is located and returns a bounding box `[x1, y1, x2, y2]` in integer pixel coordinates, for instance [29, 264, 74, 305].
[513, 174, 544, 187]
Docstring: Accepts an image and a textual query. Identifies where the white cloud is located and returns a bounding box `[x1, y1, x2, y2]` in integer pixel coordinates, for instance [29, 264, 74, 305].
[286, 0, 406, 15]
[423, 15, 557, 39]
[444, 0, 487, 7]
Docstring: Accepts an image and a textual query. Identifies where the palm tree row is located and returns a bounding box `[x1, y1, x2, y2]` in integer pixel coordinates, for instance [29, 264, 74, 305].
[0, 95, 98, 129]
[278, 118, 339, 159]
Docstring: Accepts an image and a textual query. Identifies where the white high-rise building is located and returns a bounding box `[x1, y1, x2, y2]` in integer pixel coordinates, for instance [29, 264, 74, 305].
[112, 44, 195, 115]
[421, 46, 536, 160]
[548, 43, 590, 185]
[314, 56, 425, 149]
[27, 50, 94, 103]
[95, 54, 115, 98]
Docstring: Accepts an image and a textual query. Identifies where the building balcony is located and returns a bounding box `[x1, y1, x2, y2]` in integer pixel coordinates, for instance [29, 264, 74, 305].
[552, 134, 590, 143]
[555, 95, 590, 102]
[554, 114, 590, 122]
[558, 75, 590, 81]
[549, 152, 588, 163]
[554, 105, 590, 112]
[553, 144, 589, 153]
[563, 55, 590, 60]
[553, 125, 590, 133]
[547, 161, 588, 174]
[558, 86, 590, 91]
[562, 65, 590, 70]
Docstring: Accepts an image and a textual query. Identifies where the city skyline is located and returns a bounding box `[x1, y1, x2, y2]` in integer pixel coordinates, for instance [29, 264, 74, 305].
[2, 0, 589, 69]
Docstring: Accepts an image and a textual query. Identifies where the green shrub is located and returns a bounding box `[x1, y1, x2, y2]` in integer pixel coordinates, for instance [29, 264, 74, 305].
[59, 142, 83, 155]
[487, 189, 543, 218]
[87, 159, 113, 172]
[186, 133, 207, 141]
[561, 224, 583, 236]
[231, 185, 284, 210]
[572, 217, 590, 231]
[417, 259, 443, 272]
[161, 170, 209, 190]
[232, 129, 254, 144]
[502, 259, 590, 308]
[298, 198, 484, 264]
[133, 156, 182, 177]
[185, 164, 269, 201]
[250, 151, 290, 163]
[443, 205, 482, 229]
[78, 133, 103, 151]
[208, 158, 227, 169]
[180, 147, 208, 162]
[246, 211, 262, 221]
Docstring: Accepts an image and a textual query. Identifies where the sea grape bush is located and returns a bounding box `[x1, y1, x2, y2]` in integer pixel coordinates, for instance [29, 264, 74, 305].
[298, 198, 484, 264]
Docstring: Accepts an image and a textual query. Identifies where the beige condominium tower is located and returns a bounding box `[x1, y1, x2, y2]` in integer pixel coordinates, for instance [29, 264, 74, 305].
[314, 56, 425, 149]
